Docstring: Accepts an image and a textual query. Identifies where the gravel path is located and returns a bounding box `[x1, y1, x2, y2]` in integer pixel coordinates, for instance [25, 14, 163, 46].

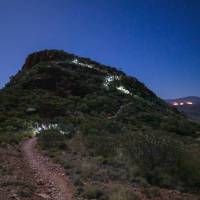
[22, 137, 73, 200]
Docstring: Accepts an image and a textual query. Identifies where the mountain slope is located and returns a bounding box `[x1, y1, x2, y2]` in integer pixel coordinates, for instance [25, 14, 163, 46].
[0, 50, 200, 199]
[1, 50, 199, 137]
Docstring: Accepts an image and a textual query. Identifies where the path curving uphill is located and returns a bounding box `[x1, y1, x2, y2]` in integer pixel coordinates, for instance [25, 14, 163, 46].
[22, 137, 73, 200]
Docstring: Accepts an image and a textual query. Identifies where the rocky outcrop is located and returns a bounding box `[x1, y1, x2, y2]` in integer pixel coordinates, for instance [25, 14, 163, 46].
[22, 50, 75, 70]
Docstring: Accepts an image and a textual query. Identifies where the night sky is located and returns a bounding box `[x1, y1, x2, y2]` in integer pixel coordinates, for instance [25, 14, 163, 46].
[0, 0, 199, 99]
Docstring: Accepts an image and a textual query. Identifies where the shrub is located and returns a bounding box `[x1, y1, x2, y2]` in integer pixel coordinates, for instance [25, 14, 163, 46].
[178, 149, 200, 189]
[143, 187, 160, 199]
[37, 129, 67, 150]
[123, 131, 183, 186]
[109, 186, 139, 200]
[83, 185, 106, 199]
[85, 134, 116, 158]
[80, 118, 121, 158]
[0, 131, 32, 145]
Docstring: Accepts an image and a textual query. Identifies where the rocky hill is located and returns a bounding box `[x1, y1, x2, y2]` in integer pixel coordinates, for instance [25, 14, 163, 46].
[0, 50, 200, 199]
[1, 50, 198, 137]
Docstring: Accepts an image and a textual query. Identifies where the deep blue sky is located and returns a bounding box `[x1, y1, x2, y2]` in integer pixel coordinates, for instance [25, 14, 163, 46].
[0, 0, 199, 99]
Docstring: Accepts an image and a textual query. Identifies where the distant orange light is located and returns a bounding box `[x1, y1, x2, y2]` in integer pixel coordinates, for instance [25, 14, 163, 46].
[173, 102, 179, 106]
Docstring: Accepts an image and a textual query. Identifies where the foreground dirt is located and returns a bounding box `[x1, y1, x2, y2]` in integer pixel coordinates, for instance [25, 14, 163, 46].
[22, 137, 74, 200]
[0, 144, 42, 200]
[0, 138, 74, 200]
[0, 137, 199, 200]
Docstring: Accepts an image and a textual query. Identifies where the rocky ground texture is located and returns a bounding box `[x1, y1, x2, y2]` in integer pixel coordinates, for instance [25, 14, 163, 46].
[0, 138, 74, 200]
[0, 138, 199, 200]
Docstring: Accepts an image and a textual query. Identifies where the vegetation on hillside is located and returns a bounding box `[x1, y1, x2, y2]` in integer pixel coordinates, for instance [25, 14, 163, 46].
[0, 50, 200, 199]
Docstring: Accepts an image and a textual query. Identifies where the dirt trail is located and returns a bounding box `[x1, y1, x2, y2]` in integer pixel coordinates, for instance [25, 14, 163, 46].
[22, 137, 73, 200]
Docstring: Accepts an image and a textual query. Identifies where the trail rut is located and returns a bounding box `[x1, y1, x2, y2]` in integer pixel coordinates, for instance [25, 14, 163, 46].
[22, 137, 73, 200]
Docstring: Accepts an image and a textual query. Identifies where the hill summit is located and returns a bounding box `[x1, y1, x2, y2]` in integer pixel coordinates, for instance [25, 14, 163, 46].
[22, 50, 75, 70]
